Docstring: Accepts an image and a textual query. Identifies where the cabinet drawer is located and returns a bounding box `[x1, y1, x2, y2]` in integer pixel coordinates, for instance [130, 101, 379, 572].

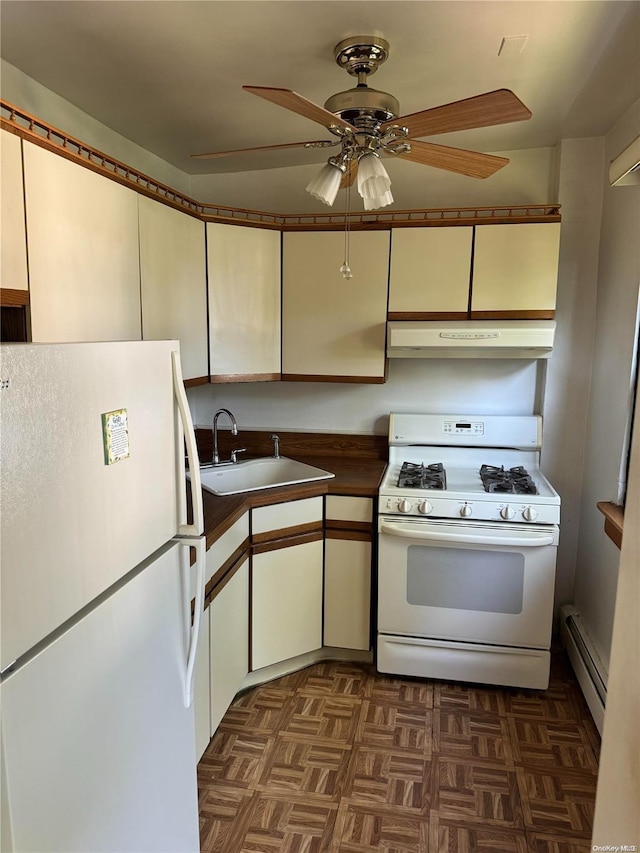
[204, 513, 249, 587]
[325, 496, 373, 525]
[252, 496, 323, 541]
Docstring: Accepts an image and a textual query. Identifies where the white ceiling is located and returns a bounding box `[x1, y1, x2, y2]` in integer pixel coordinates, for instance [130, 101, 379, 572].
[1, 0, 639, 175]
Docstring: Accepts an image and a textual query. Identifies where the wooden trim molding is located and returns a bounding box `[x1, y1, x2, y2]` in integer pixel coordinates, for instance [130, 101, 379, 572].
[1, 100, 561, 229]
[597, 501, 624, 550]
[252, 528, 324, 555]
[210, 372, 281, 383]
[281, 373, 386, 384]
[252, 520, 323, 546]
[0, 288, 30, 307]
[325, 528, 372, 542]
[470, 310, 556, 320]
[388, 311, 469, 321]
[324, 520, 373, 534]
[183, 376, 209, 388]
[206, 549, 249, 606]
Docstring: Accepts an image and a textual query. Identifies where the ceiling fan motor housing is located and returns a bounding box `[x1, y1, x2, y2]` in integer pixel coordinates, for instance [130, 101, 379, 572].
[327, 36, 397, 126]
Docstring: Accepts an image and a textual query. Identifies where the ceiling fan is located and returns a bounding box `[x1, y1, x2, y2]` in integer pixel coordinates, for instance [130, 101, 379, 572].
[191, 36, 532, 210]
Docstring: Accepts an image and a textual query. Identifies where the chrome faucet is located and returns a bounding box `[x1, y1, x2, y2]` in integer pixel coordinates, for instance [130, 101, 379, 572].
[212, 408, 238, 465]
[270, 433, 280, 459]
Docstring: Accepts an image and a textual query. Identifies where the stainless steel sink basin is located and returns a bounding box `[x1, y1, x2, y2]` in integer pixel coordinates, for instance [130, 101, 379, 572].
[191, 457, 335, 496]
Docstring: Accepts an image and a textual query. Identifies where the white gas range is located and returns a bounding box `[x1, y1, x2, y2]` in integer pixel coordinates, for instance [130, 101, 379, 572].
[377, 413, 561, 690]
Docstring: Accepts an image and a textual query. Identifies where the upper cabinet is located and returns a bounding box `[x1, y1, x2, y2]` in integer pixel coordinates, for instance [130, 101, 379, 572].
[282, 231, 390, 383]
[0, 130, 29, 294]
[207, 223, 281, 382]
[23, 143, 141, 343]
[471, 223, 561, 318]
[139, 197, 208, 383]
[389, 227, 472, 319]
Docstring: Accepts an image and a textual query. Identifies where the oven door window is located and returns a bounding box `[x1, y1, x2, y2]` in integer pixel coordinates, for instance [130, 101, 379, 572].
[406, 545, 525, 614]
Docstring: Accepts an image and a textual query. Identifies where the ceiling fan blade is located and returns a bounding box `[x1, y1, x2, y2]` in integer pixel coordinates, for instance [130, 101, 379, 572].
[394, 140, 509, 178]
[243, 86, 357, 132]
[340, 160, 358, 189]
[382, 89, 531, 138]
[190, 140, 337, 159]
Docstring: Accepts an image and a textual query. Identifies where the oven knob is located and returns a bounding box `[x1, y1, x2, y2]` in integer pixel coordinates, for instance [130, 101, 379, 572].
[501, 506, 516, 520]
[398, 499, 413, 513]
[418, 500, 432, 515]
[460, 504, 473, 517]
[523, 506, 538, 521]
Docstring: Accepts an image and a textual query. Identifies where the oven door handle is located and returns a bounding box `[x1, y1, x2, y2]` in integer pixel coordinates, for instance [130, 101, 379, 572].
[380, 521, 556, 548]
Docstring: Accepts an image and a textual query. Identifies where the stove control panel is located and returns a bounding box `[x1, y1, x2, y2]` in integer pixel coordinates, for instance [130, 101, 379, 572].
[443, 420, 484, 436]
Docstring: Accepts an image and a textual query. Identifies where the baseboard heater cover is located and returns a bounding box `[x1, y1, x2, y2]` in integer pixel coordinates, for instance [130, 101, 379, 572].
[377, 634, 550, 690]
[560, 605, 607, 734]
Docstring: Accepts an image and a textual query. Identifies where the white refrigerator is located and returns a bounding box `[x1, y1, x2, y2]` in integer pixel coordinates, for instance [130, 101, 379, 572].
[0, 341, 206, 853]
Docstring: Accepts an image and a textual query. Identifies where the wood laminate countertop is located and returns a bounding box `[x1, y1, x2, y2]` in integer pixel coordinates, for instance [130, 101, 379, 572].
[197, 454, 387, 551]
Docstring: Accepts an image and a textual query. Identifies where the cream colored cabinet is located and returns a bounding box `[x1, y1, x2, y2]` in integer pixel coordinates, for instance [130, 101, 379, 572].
[388, 227, 472, 318]
[193, 607, 211, 761]
[0, 130, 28, 293]
[471, 223, 561, 316]
[139, 197, 208, 383]
[206, 223, 281, 381]
[282, 231, 390, 382]
[324, 496, 372, 651]
[23, 142, 141, 342]
[251, 496, 324, 670]
[209, 556, 249, 734]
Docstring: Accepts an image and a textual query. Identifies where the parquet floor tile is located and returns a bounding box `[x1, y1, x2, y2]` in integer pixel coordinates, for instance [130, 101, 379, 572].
[199, 650, 600, 851]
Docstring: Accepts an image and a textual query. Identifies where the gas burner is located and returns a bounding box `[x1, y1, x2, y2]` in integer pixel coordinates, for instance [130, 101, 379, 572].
[480, 465, 538, 495]
[398, 462, 446, 490]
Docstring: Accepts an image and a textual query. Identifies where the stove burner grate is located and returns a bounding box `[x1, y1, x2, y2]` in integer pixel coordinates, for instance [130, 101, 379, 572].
[398, 462, 446, 490]
[480, 464, 537, 495]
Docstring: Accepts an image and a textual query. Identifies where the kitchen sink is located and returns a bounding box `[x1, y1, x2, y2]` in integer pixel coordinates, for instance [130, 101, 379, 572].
[192, 456, 335, 496]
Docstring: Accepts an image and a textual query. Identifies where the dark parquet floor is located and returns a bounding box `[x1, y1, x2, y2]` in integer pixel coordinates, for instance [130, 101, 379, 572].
[198, 649, 600, 852]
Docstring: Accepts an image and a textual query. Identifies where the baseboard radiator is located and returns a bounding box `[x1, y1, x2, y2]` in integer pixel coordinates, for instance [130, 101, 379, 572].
[560, 604, 607, 735]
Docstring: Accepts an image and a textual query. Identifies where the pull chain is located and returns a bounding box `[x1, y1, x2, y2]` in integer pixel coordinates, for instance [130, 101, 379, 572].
[340, 166, 353, 280]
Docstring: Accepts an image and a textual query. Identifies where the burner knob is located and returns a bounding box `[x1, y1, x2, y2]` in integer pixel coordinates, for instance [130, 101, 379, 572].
[523, 506, 538, 521]
[398, 499, 413, 514]
[418, 500, 432, 515]
[460, 504, 473, 517]
[500, 506, 516, 520]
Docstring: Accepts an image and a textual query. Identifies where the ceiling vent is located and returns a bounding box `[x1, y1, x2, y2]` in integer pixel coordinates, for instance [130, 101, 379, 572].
[609, 136, 640, 186]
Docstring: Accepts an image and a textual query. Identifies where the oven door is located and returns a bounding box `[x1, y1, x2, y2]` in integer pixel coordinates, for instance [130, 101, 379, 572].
[378, 516, 558, 649]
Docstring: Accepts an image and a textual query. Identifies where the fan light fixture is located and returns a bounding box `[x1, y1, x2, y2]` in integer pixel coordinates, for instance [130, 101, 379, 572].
[305, 160, 344, 205]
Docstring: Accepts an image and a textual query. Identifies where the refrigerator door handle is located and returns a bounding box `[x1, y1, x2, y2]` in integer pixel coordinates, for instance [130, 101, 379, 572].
[172, 350, 204, 537]
[181, 536, 206, 709]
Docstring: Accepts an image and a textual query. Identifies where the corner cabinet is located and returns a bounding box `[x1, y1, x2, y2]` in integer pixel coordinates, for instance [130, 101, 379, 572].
[282, 231, 390, 382]
[206, 223, 281, 382]
[471, 223, 561, 318]
[138, 197, 208, 384]
[23, 142, 142, 343]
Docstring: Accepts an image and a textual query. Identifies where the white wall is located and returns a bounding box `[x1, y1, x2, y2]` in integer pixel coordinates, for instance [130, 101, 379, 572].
[571, 100, 640, 670]
[188, 358, 540, 435]
[0, 60, 192, 195]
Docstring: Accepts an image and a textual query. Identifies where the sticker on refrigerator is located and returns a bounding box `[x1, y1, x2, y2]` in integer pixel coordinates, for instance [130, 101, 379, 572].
[101, 409, 130, 465]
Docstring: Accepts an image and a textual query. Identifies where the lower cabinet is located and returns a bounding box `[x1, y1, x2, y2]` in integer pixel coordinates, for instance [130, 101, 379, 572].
[251, 536, 324, 671]
[324, 533, 372, 651]
[193, 607, 211, 762]
[209, 556, 250, 734]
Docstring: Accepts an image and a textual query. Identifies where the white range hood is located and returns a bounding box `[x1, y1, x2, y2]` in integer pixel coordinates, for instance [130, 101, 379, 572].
[387, 320, 556, 359]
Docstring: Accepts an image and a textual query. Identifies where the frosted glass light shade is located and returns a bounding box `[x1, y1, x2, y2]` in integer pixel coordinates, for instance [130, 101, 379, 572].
[305, 162, 343, 206]
[363, 190, 394, 210]
[357, 152, 391, 199]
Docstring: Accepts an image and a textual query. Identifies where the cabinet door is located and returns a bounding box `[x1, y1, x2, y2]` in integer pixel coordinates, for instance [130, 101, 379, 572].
[23, 143, 141, 342]
[139, 197, 208, 383]
[209, 557, 249, 734]
[0, 130, 28, 293]
[207, 223, 281, 381]
[194, 606, 211, 761]
[282, 231, 390, 381]
[471, 223, 560, 317]
[251, 537, 323, 670]
[388, 227, 472, 318]
[324, 533, 371, 651]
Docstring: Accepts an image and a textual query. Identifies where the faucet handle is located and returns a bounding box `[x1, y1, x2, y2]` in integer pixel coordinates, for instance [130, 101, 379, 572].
[269, 434, 280, 459]
[230, 448, 246, 464]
